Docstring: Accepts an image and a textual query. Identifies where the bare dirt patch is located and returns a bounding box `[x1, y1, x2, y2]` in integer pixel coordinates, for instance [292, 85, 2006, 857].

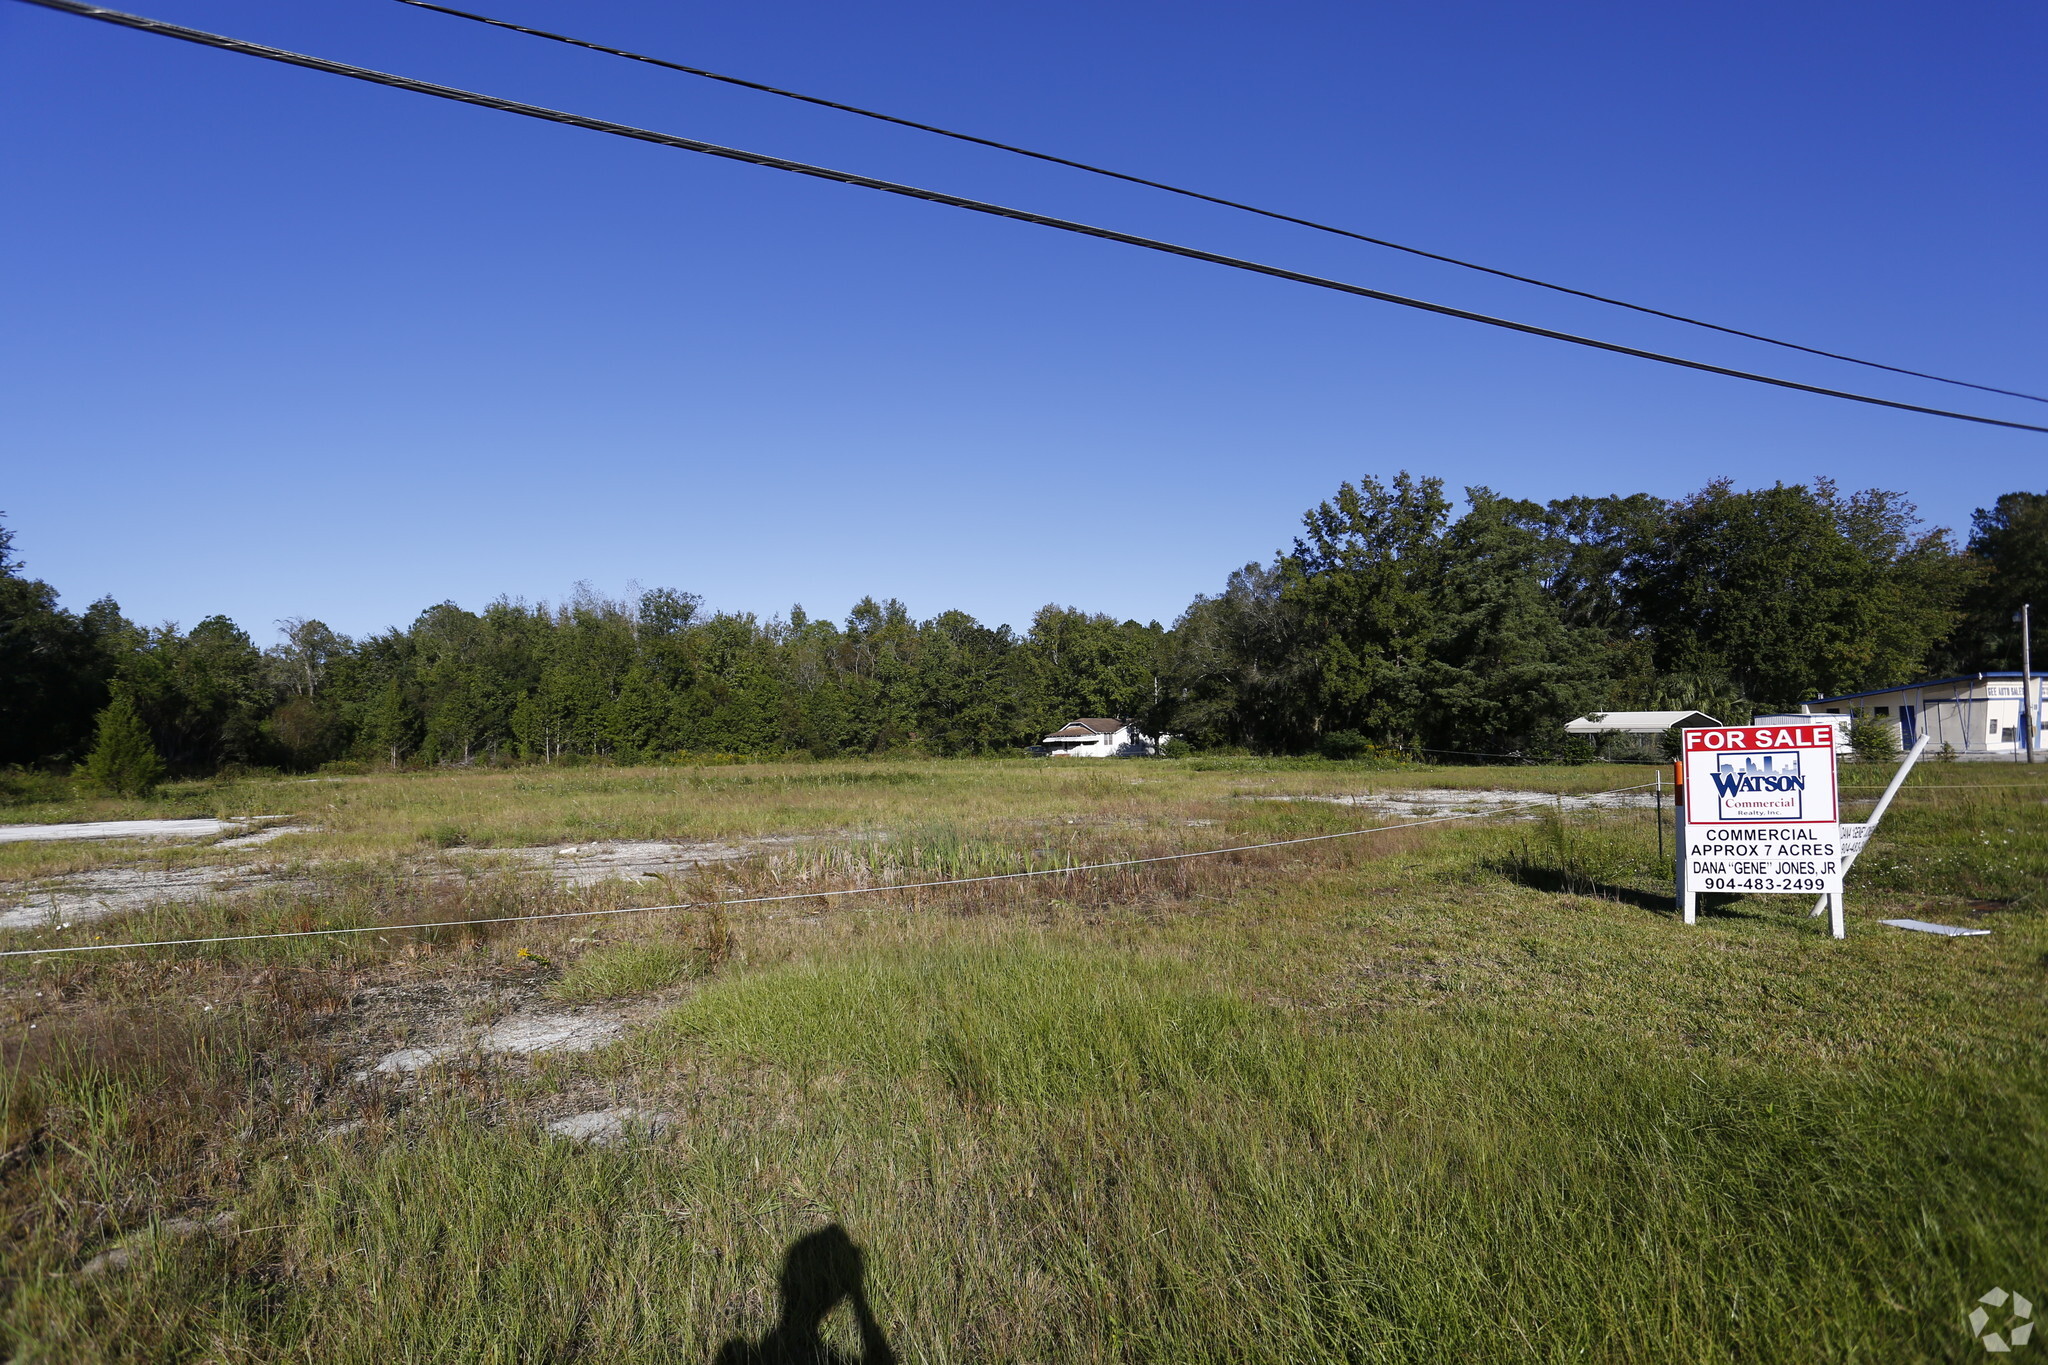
[0, 818, 285, 844]
[543, 1106, 676, 1145]
[0, 835, 799, 932]
[0, 863, 319, 932]
[1248, 786, 1660, 819]
[215, 824, 313, 849]
[358, 1011, 624, 1077]
[340, 968, 683, 1086]
[453, 837, 803, 887]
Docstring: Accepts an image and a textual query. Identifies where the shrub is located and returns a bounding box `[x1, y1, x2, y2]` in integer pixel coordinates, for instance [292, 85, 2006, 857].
[1848, 714, 1900, 764]
[1317, 731, 1373, 761]
[80, 693, 165, 797]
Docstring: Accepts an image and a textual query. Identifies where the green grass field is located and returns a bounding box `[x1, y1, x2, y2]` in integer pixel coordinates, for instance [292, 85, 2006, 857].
[2, 757, 2043, 1362]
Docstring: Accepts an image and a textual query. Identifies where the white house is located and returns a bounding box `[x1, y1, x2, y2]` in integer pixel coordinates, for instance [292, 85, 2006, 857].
[1800, 672, 2041, 758]
[1038, 718, 1168, 757]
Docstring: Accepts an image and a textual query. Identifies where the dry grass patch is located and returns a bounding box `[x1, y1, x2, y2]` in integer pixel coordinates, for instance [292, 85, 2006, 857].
[0, 757, 2041, 1361]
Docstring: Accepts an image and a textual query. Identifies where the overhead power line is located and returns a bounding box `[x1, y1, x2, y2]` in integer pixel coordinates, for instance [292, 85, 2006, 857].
[394, 0, 2048, 408]
[15, 0, 2048, 435]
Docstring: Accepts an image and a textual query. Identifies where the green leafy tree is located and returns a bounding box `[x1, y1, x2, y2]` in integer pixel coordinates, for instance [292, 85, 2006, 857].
[1944, 491, 2047, 671]
[604, 664, 674, 760]
[677, 614, 784, 753]
[840, 597, 920, 751]
[1419, 490, 1613, 756]
[1630, 480, 1970, 707]
[1158, 561, 1317, 752]
[915, 611, 1030, 754]
[117, 615, 273, 772]
[0, 515, 123, 765]
[363, 677, 422, 768]
[262, 616, 354, 768]
[1023, 605, 1163, 737]
[82, 691, 166, 796]
[1285, 472, 1453, 748]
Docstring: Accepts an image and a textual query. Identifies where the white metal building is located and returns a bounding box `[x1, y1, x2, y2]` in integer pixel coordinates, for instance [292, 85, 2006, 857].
[1562, 710, 1719, 759]
[1800, 673, 2041, 757]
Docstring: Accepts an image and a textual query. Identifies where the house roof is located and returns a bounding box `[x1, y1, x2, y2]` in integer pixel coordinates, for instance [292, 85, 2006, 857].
[1044, 718, 1126, 740]
[1806, 673, 2027, 706]
[1564, 710, 1719, 734]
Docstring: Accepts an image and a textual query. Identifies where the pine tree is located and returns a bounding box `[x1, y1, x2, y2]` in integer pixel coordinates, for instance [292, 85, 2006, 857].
[82, 692, 165, 796]
[363, 678, 420, 769]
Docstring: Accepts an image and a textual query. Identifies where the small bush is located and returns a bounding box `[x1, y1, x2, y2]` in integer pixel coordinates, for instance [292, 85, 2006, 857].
[0, 767, 74, 807]
[1317, 731, 1373, 761]
[81, 693, 165, 797]
[548, 942, 704, 1002]
[1848, 714, 1900, 764]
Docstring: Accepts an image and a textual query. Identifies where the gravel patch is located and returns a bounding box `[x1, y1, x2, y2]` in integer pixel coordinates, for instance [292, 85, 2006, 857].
[1249, 787, 1659, 818]
[479, 1012, 623, 1054]
[214, 824, 313, 849]
[366, 1046, 451, 1076]
[544, 1106, 674, 1146]
[0, 818, 285, 844]
[0, 864, 316, 932]
[457, 837, 801, 887]
[357, 1010, 625, 1079]
[0, 834, 784, 932]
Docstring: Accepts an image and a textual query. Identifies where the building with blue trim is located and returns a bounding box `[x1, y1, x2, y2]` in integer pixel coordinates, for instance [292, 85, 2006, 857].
[1799, 672, 2039, 757]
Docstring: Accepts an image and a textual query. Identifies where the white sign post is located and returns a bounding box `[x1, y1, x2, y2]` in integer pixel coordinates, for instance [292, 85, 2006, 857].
[1677, 723, 1845, 936]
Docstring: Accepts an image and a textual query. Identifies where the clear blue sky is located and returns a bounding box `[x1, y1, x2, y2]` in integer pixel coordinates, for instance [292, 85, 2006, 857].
[3, 0, 2041, 643]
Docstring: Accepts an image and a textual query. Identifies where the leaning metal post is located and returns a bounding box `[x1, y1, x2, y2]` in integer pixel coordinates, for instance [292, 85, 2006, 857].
[1811, 732, 1931, 924]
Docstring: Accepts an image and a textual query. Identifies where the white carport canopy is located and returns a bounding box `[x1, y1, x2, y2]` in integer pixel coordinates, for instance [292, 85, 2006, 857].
[1563, 710, 1719, 735]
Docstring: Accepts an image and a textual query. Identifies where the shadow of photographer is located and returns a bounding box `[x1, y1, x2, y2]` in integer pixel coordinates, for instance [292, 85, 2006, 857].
[713, 1225, 897, 1365]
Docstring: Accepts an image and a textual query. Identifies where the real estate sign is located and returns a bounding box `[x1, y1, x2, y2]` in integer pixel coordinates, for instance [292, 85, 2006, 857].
[1679, 724, 1843, 897]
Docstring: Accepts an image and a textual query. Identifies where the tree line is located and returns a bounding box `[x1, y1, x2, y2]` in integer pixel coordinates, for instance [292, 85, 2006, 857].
[3, 476, 2040, 777]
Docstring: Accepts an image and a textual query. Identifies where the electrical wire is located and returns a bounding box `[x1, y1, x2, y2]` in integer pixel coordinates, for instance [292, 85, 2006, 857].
[0, 790, 1658, 959]
[14, 0, 2048, 435]
[394, 0, 2048, 407]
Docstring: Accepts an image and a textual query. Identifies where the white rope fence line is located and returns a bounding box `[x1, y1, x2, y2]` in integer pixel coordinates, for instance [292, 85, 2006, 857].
[1840, 782, 2045, 789]
[0, 784, 1660, 960]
